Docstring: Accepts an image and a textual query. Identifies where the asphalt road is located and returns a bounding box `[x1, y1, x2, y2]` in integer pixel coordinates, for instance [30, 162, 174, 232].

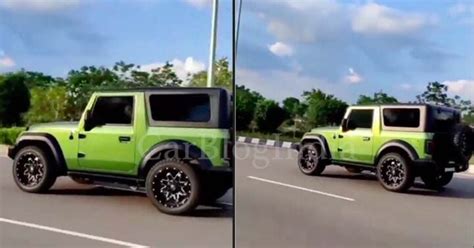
[235, 143, 474, 248]
[0, 157, 232, 248]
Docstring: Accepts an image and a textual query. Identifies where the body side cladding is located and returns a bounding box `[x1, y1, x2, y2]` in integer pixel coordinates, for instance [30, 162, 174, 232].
[138, 140, 213, 178]
[11, 133, 68, 175]
[300, 135, 332, 159]
[375, 140, 419, 162]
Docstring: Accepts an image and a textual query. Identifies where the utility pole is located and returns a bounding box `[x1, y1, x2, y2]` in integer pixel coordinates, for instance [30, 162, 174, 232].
[207, 0, 218, 87]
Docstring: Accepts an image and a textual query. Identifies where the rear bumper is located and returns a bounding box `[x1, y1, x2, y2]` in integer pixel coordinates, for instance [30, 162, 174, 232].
[412, 159, 469, 174]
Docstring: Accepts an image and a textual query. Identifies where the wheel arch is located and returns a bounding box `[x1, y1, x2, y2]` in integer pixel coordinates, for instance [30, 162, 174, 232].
[300, 135, 331, 159]
[138, 139, 212, 179]
[11, 133, 68, 175]
[375, 140, 419, 164]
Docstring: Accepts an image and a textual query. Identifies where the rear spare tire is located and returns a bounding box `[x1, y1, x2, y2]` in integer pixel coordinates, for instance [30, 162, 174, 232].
[452, 124, 473, 164]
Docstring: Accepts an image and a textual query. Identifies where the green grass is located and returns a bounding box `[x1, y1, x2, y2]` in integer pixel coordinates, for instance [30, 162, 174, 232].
[0, 127, 25, 145]
[237, 131, 301, 143]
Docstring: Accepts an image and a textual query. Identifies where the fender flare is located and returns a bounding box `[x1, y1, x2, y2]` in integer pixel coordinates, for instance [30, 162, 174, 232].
[12, 133, 68, 175]
[300, 135, 332, 159]
[138, 140, 212, 178]
[375, 140, 419, 162]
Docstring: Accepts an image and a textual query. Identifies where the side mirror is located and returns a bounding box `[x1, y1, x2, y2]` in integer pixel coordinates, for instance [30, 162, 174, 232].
[347, 120, 357, 130]
[84, 110, 95, 131]
[341, 119, 348, 132]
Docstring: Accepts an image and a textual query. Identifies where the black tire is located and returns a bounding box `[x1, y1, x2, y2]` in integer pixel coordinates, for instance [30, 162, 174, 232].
[12, 146, 57, 193]
[298, 143, 326, 175]
[202, 186, 230, 203]
[146, 159, 200, 215]
[376, 153, 414, 192]
[452, 124, 473, 164]
[421, 172, 453, 189]
[345, 166, 362, 173]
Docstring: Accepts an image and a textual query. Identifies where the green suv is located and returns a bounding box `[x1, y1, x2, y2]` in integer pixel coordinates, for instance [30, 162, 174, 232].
[8, 87, 233, 215]
[298, 104, 473, 192]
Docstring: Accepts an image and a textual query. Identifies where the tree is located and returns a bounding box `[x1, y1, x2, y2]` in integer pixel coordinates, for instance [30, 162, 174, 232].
[303, 89, 348, 127]
[25, 86, 68, 124]
[235, 85, 264, 130]
[357, 91, 398, 105]
[189, 58, 232, 90]
[416, 82, 449, 105]
[417, 81, 473, 114]
[254, 99, 288, 133]
[0, 74, 30, 126]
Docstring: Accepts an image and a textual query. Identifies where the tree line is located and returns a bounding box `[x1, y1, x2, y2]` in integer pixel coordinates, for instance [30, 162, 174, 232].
[0, 58, 231, 127]
[237, 81, 474, 135]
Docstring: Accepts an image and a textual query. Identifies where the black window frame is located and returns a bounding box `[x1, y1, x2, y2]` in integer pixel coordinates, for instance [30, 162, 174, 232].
[145, 89, 228, 128]
[383, 108, 421, 128]
[90, 95, 135, 126]
[347, 109, 374, 129]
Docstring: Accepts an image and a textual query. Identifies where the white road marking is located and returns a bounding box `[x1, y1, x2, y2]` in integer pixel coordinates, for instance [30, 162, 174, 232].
[0, 217, 148, 247]
[248, 176, 355, 202]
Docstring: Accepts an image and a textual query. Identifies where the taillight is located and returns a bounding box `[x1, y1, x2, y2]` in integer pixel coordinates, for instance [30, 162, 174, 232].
[425, 140, 434, 154]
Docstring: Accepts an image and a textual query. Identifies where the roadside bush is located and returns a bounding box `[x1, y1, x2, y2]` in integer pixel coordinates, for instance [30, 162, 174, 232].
[0, 127, 25, 145]
[0, 74, 30, 126]
[254, 100, 288, 133]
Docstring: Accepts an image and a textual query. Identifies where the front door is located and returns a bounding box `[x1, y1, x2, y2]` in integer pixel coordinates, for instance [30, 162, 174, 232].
[78, 95, 136, 174]
[337, 109, 374, 164]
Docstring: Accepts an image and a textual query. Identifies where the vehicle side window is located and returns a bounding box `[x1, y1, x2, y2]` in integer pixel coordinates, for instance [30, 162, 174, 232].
[149, 94, 210, 122]
[383, 108, 420, 128]
[348, 109, 373, 129]
[91, 96, 134, 125]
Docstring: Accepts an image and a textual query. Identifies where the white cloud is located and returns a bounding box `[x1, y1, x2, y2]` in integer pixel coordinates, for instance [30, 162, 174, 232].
[184, 0, 211, 9]
[0, 0, 80, 12]
[140, 57, 206, 81]
[0, 55, 16, 68]
[268, 42, 294, 57]
[400, 83, 413, 90]
[352, 3, 434, 35]
[443, 79, 474, 99]
[344, 67, 363, 84]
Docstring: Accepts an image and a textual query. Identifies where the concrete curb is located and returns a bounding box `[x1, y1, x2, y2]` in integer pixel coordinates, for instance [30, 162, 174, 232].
[0, 144, 7, 157]
[237, 136, 299, 150]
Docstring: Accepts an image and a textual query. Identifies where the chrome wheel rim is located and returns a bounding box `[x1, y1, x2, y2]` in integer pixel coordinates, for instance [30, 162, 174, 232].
[152, 167, 191, 209]
[300, 147, 317, 171]
[380, 157, 405, 188]
[15, 152, 45, 187]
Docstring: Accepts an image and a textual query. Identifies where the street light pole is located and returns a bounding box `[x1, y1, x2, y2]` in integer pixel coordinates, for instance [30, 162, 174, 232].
[207, 0, 218, 87]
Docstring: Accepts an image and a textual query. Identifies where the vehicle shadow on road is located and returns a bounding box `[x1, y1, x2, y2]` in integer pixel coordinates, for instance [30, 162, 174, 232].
[320, 172, 378, 181]
[48, 186, 233, 218]
[48, 186, 143, 197]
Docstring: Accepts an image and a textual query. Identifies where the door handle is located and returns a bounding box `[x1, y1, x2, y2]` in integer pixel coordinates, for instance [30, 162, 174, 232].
[362, 137, 371, 141]
[119, 136, 131, 142]
[78, 133, 86, 139]
[338, 134, 344, 138]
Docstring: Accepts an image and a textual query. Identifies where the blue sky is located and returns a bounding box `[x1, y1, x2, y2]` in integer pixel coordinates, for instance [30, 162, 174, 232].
[0, 0, 232, 80]
[236, 0, 474, 104]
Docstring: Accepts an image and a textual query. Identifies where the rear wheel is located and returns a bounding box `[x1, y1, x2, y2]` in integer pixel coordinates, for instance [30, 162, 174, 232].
[298, 143, 326, 175]
[146, 159, 200, 215]
[376, 153, 414, 192]
[12, 146, 57, 193]
[421, 172, 453, 189]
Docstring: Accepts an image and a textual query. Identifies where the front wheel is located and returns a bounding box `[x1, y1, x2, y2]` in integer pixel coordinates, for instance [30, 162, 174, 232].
[146, 159, 200, 215]
[421, 172, 453, 189]
[12, 146, 57, 193]
[376, 153, 414, 192]
[298, 143, 326, 175]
